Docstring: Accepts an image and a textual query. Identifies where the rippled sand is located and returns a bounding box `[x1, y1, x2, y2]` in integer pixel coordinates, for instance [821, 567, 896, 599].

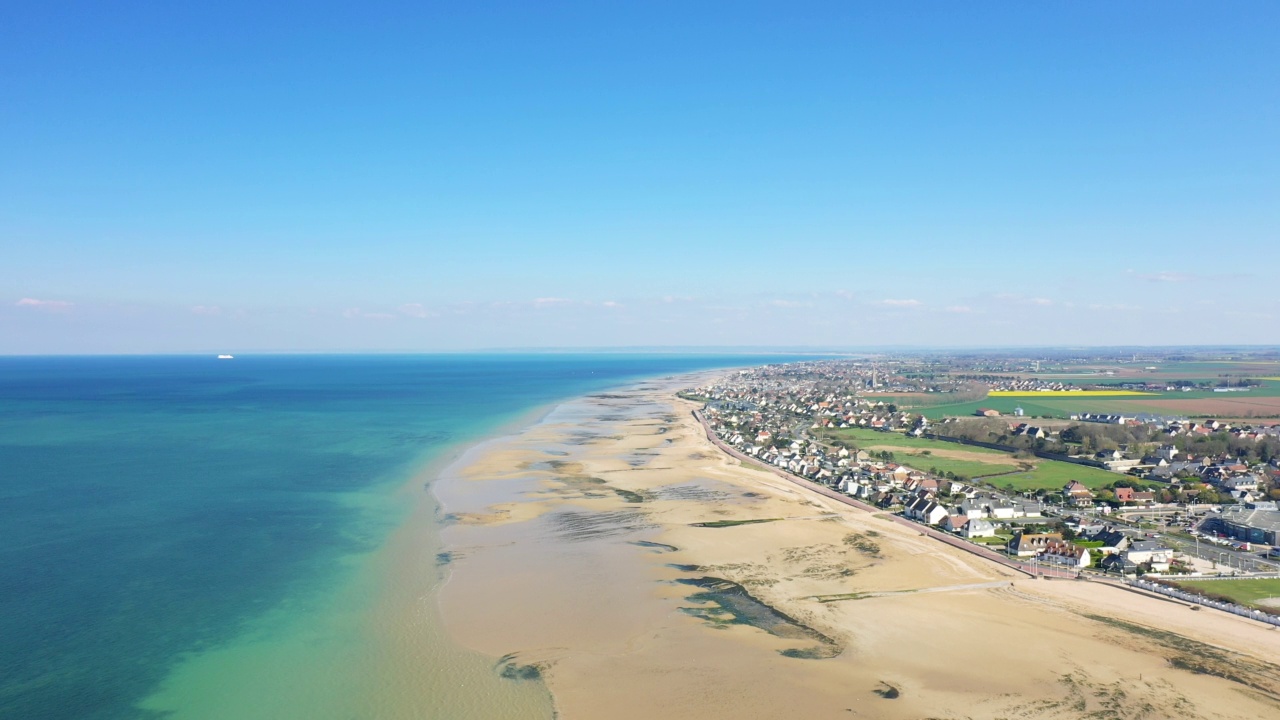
[437, 378, 1280, 719]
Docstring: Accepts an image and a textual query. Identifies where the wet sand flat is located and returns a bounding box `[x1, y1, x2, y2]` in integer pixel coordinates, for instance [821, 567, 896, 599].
[436, 376, 1280, 719]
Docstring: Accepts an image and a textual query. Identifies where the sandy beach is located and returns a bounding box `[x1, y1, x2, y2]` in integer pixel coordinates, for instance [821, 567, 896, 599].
[435, 376, 1280, 719]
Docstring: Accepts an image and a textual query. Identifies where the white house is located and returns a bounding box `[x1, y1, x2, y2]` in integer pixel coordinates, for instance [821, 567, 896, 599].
[989, 499, 1018, 519]
[1124, 541, 1174, 572]
[962, 518, 998, 539]
[1040, 540, 1091, 569]
[1222, 475, 1260, 493]
[905, 496, 948, 525]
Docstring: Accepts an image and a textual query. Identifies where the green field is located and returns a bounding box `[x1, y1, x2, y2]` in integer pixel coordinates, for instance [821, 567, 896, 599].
[918, 379, 1280, 420]
[918, 396, 1169, 419]
[1036, 360, 1280, 380]
[988, 460, 1120, 491]
[1059, 383, 1280, 399]
[1161, 361, 1280, 374]
[822, 428, 1008, 456]
[1171, 578, 1280, 608]
[892, 453, 1020, 480]
[866, 392, 987, 408]
[822, 428, 1121, 490]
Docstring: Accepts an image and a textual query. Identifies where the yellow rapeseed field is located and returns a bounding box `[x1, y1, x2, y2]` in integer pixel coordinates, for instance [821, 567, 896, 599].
[988, 390, 1155, 397]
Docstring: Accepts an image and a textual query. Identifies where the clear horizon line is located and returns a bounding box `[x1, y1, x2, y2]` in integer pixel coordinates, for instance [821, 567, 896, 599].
[3, 343, 1280, 359]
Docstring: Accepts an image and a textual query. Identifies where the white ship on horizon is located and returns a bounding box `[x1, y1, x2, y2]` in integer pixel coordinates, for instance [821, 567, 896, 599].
[217, 354, 234, 359]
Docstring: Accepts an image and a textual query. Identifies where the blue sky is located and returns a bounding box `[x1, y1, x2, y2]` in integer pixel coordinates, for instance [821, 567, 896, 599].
[3, 2, 1277, 353]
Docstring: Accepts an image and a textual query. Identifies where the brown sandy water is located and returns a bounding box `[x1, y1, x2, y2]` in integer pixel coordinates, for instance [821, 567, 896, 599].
[436, 378, 1280, 719]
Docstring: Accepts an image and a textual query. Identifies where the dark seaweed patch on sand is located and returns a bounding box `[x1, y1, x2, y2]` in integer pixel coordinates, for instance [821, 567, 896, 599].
[873, 682, 900, 699]
[609, 487, 647, 503]
[563, 475, 647, 503]
[546, 509, 653, 542]
[625, 451, 658, 467]
[678, 577, 839, 659]
[495, 653, 546, 682]
[843, 532, 882, 557]
[692, 518, 781, 528]
[631, 540, 678, 553]
[654, 484, 730, 502]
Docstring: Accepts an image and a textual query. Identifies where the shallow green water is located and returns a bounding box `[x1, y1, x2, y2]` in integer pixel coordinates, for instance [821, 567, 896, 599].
[1, 353, 796, 719]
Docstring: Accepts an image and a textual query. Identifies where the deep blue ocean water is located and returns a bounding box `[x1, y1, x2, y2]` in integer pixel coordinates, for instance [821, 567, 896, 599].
[0, 354, 791, 720]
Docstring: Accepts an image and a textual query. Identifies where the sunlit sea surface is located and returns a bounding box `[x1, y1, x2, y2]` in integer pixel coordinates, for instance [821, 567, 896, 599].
[0, 354, 794, 720]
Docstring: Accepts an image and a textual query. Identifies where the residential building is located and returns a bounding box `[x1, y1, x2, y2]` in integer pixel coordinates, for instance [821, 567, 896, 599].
[1009, 532, 1063, 557]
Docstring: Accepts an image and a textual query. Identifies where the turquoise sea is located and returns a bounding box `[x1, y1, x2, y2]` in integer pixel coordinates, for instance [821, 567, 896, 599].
[0, 354, 789, 720]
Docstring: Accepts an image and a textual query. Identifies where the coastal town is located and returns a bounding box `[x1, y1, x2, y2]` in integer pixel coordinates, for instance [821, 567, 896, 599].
[685, 355, 1280, 620]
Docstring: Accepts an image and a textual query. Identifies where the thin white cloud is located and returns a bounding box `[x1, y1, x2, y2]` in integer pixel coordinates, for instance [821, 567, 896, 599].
[877, 299, 922, 308]
[602, 300, 621, 308]
[990, 294, 1054, 308]
[191, 305, 222, 316]
[16, 297, 73, 311]
[945, 305, 972, 314]
[398, 303, 436, 318]
[769, 299, 810, 308]
[342, 308, 391, 320]
[532, 297, 573, 307]
[1136, 270, 1196, 283]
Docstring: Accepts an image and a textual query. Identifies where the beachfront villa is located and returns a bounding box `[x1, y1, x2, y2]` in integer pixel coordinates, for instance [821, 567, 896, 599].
[962, 518, 998, 539]
[1039, 540, 1091, 569]
[1009, 532, 1063, 557]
